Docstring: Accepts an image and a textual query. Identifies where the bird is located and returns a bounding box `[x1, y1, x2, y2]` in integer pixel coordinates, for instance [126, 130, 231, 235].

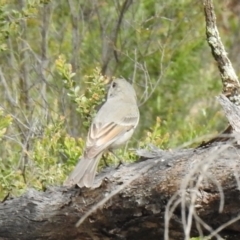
[64, 78, 139, 188]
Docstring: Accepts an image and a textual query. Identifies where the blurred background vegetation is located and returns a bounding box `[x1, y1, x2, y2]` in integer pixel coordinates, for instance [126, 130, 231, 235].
[0, 0, 239, 198]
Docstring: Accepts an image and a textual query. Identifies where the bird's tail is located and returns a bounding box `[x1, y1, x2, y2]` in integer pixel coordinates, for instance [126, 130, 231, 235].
[64, 154, 102, 188]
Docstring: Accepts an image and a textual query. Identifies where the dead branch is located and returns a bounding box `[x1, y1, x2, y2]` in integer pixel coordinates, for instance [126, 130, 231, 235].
[203, 0, 240, 104]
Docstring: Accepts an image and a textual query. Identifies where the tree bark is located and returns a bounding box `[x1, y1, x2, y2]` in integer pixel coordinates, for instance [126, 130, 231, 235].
[203, 0, 240, 103]
[1, 142, 240, 240]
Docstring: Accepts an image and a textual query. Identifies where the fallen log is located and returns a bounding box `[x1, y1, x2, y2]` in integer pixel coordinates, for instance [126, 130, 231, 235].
[1, 143, 240, 240]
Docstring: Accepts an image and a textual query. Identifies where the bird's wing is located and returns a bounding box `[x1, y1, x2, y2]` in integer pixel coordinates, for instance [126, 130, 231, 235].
[84, 115, 138, 159]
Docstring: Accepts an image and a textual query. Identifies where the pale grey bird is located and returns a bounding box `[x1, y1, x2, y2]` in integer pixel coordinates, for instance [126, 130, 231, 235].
[64, 78, 139, 188]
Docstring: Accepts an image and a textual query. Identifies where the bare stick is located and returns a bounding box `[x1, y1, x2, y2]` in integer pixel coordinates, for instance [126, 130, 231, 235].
[203, 0, 240, 104]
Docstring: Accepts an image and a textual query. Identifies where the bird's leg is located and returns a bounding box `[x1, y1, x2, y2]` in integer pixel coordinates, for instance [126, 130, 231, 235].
[102, 153, 109, 167]
[109, 150, 124, 169]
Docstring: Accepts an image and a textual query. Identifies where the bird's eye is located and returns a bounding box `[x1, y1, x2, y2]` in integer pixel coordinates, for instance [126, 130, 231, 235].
[112, 82, 116, 88]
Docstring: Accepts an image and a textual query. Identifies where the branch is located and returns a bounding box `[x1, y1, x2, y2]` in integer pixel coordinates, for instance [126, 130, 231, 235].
[199, 0, 240, 148]
[101, 0, 133, 74]
[203, 0, 240, 104]
[218, 94, 240, 133]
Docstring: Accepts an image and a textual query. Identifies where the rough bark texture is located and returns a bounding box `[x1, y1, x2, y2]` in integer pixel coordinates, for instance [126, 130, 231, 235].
[203, 0, 240, 104]
[0, 143, 240, 240]
[218, 94, 240, 133]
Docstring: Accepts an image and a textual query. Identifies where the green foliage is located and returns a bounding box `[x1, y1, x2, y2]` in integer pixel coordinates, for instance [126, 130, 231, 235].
[0, 115, 84, 198]
[0, 0, 49, 51]
[0, 110, 14, 196]
[27, 117, 83, 189]
[74, 70, 107, 128]
[0, 109, 12, 138]
[139, 117, 170, 149]
[56, 55, 108, 128]
[190, 237, 215, 240]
